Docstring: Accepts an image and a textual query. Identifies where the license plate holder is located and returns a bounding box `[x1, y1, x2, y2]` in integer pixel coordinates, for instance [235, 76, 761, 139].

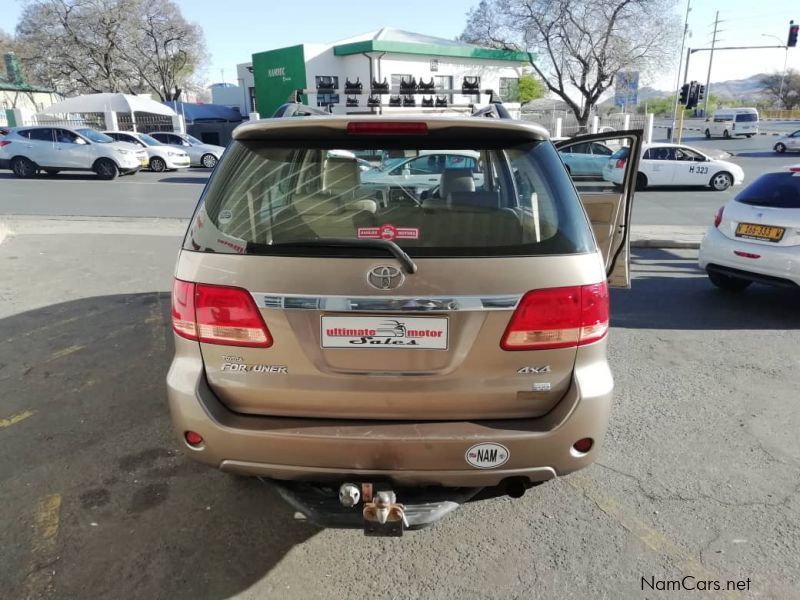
[320, 315, 448, 350]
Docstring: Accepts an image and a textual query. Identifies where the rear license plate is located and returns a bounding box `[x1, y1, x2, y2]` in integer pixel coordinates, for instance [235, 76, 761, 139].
[735, 223, 785, 242]
[321, 316, 448, 350]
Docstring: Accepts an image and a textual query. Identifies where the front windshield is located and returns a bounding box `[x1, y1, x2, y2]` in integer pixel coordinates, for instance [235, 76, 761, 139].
[77, 128, 113, 143]
[138, 133, 163, 146]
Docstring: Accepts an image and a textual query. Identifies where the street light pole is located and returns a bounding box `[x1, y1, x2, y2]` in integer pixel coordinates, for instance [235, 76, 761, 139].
[703, 11, 721, 118]
[670, 0, 692, 143]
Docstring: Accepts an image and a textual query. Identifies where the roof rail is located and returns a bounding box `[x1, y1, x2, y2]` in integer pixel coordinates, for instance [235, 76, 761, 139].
[271, 102, 331, 118]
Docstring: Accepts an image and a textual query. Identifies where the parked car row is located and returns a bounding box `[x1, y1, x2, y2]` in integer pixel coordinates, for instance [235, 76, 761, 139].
[0, 126, 225, 180]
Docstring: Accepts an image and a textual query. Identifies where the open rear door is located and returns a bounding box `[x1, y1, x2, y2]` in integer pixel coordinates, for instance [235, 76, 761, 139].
[555, 130, 643, 288]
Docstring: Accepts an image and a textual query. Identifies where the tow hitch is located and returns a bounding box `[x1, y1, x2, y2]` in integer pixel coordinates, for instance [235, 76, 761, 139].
[269, 480, 482, 537]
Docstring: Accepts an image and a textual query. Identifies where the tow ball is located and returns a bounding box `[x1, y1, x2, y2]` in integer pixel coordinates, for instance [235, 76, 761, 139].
[339, 482, 408, 537]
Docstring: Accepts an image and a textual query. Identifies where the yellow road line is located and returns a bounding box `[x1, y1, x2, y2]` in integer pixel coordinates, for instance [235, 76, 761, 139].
[568, 476, 743, 600]
[24, 494, 62, 600]
[49, 344, 84, 360]
[0, 410, 34, 429]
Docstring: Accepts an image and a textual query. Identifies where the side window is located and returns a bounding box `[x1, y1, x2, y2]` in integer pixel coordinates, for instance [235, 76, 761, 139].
[591, 143, 613, 156]
[445, 155, 475, 171]
[55, 129, 80, 144]
[406, 155, 436, 174]
[675, 147, 703, 161]
[643, 149, 652, 160]
[28, 128, 54, 142]
[650, 147, 675, 161]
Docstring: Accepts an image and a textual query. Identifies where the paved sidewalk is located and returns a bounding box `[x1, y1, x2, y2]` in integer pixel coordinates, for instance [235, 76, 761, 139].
[0, 215, 706, 249]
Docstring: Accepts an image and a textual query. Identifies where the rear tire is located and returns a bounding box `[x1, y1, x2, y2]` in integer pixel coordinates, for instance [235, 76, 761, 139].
[723, 129, 731, 139]
[94, 158, 118, 180]
[201, 153, 217, 168]
[775, 143, 786, 153]
[149, 156, 166, 172]
[710, 172, 733, 191]
[746, 134, 754, 138]
[11, 156, 36, 178]
[704, 129, 711, 139]
[708, 270, 752, 292]
[44, 169, 61, 176]
[635, 172, 647, 191]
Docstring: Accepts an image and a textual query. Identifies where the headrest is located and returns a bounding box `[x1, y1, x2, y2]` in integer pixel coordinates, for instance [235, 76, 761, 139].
[294, 194, 343, 216]
[322, 157, 360, 194]
[440, 168, 476, 198]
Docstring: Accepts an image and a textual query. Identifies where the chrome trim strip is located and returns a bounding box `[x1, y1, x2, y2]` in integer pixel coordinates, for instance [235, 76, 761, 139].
[251, 293, 521, 312]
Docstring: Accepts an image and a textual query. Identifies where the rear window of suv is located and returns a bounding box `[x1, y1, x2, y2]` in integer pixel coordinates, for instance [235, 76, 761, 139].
[184, 140, 595, 258]
[735, 172, 800, 209]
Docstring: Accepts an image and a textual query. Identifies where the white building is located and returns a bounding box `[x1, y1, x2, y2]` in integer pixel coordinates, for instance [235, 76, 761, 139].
[236, 28, 531, 118]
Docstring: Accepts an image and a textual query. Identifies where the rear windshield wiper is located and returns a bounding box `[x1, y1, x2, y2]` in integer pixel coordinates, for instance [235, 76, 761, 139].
[248, 238, 418, 274]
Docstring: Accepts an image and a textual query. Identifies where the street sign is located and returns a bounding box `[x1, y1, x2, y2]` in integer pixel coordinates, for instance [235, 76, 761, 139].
[614, 71, 639, 108]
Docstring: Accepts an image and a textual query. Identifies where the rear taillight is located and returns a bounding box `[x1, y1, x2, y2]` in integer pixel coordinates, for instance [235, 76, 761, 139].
[171, 279, 272, 347]
[714, 205, 724, 228]
[500, 283, 609, 351]
[0, 140, 11, 148]
[615, 158, 626, 169]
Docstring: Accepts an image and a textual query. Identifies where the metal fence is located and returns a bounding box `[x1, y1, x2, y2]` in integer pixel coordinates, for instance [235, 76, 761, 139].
[117, 112, 174, 133]
[0, 112, 7, 127]
[23, 112, 105, 129]
[521, 110, 649, 138]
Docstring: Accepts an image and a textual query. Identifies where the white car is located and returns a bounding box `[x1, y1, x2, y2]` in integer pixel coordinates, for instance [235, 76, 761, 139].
[699, 166, 800, 290]
[773, 130, 800, 154]
[103, 131, 190, 171]
[0, 126, 143, 179]
[149, 132, 225, 168]
[361, 150, 483, 192]
[602, 143, 745, 191]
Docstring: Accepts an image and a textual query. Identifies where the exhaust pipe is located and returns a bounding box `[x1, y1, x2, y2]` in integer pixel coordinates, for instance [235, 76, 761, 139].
[504, 478, 527, 499]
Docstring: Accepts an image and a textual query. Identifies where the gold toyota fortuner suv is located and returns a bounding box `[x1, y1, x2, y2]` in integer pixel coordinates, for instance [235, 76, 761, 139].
[167, 103, 641, 536]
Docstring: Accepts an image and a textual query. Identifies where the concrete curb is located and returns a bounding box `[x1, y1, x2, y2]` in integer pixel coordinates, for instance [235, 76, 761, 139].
[631, 239, 700, 249]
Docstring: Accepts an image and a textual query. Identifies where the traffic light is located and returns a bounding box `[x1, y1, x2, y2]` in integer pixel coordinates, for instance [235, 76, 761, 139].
[788, 22, 799, 47]
[679, 83, 690, 106]
[696, 84, 705, 103]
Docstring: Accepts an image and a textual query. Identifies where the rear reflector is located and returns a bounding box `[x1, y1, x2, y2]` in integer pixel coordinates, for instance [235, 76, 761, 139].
[171, 279, 272, 347]
[500, 283, 609, 351]
[573, 438, 594, 453]
[346, 122, 428, 135]
[734, 250, 760, 259]
[184, 431, 203, 446]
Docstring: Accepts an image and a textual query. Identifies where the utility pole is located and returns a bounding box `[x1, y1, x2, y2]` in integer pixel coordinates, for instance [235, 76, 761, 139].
[703, 11, 721, 117]
[670, 0, 691, 143]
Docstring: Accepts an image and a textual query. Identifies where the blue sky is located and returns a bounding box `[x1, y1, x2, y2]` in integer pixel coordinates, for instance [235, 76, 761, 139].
[1, 0, 798, 91]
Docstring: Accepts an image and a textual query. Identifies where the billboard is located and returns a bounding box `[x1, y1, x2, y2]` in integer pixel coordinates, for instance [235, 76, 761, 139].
[614, 71, 639, 108]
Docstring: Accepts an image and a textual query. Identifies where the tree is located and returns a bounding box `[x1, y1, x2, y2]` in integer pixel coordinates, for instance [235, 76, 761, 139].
[462, 0, 679, 127]
[14, 0, 206, 100]
[760, 69, 800, 110]
[518, 73, 546, 103]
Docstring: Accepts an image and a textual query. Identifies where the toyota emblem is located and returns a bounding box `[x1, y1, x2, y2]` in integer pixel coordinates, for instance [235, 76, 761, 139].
[367, 265, 404, 290]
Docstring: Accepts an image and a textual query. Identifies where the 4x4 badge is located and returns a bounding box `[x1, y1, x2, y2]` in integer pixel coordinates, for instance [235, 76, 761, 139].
[517, 366, 551, 374]
[367, 265, 404, 290]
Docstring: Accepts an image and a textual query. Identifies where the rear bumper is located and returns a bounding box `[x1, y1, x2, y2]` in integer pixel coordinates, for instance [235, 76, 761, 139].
[166, 338, 613, 487]
[698, 226, 800, 286]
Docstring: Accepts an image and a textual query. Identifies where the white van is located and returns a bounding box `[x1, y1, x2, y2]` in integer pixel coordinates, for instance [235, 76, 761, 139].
[705, 108, 759, 139]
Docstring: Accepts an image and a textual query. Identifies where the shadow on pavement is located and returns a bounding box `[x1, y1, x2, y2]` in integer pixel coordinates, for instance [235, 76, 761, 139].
[159, 176, 209, 184]
[613, 249, 800, 330]
[733, 151, 785, 158]
[0, 293, 317, 600]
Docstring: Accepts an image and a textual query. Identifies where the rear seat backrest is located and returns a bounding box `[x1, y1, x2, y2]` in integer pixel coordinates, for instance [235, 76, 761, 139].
[439, 168, 475, 198]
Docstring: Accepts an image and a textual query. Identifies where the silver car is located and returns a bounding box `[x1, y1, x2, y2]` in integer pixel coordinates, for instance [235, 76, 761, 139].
[149, 132, 225, 168]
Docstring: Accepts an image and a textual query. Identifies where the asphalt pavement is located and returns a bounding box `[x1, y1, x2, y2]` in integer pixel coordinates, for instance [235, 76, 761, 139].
[1, 226, 798, 599]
